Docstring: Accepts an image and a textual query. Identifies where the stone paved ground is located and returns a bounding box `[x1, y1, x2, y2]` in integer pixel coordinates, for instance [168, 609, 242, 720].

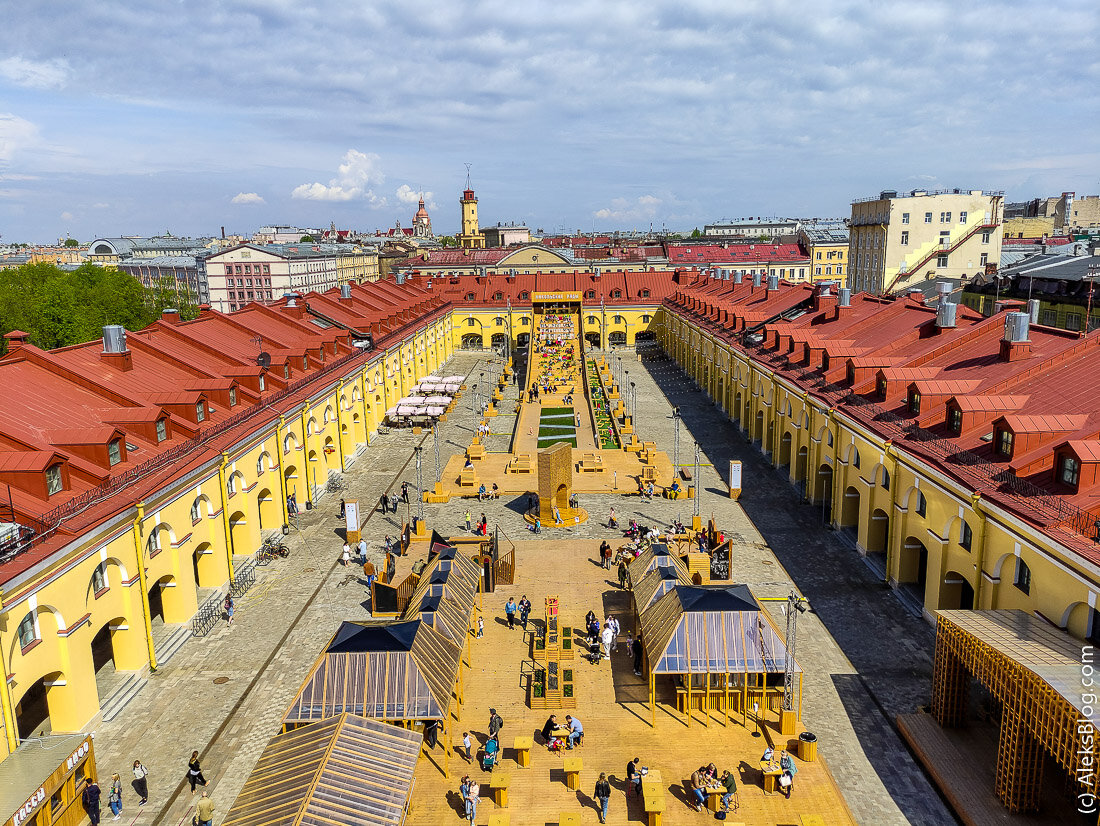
[89, 348, 957, 826]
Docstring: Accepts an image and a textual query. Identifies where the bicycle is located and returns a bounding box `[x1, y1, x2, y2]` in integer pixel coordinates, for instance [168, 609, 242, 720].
[325, 476, 346, 494]
[256, 538, 289, 563]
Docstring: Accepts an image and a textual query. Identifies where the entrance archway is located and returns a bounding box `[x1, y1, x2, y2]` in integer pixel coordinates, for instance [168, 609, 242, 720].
[795, 446, 809, 494]
[940, 572, 975, 610]
[734, 393, 742, 424]
[814, 463, 833, 509]
[516, 332, 530, 348]
[608, 332, 626, 346]
[257, 487, 277, 533]
[841, 485, 860, 527]
[754, 411, 764, 444]
[461, 333, 484, 349]
[491, 333, 506, 349]
[899, 537, 930, 607]
[228, 510, 250, 559]
[765, 420, 775, 456]
[192, 541, 219, 586]
[554, 483, 569, 513]
[283, 464, 300, 508]
[779, 432, 792, 468]
[585, 332, 601, 348]
[14, 672, 61, 739]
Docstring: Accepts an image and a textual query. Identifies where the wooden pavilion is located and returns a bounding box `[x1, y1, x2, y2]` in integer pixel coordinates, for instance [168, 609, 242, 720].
[222, 713, 421, 826]
[281, 619, 463, 776]
[926, 610, 1100, 817]
[402, 547, 481, 659]
[629, 556, 691, 615]
[637, 584, 800, 726]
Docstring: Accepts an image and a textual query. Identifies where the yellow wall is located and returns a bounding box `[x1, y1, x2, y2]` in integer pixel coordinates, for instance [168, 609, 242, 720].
[449, 306, 654, 351]
[1002, 217, 1056, 239]
[808, 242, 848, 286]
[655, 307, 1100, 640]
[0, 314, 455, 755]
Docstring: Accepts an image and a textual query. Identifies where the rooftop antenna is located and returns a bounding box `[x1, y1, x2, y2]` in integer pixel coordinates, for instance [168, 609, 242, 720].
[464, 163, 472, 189]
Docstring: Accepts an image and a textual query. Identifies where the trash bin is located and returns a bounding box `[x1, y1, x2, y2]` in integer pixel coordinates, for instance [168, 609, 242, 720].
[798, 731, 818, 762]
[687, 484, 696, 499]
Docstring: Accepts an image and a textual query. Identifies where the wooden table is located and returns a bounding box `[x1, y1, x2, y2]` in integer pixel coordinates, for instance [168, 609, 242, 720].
[759, 760, 783, 794]
[512, 735, 533, 768]
[704, 785, 726, 811]
[563, 756, 583, 790]
[489, 772, 511, 807]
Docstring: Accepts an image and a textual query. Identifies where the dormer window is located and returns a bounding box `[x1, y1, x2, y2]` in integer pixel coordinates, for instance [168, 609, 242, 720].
[283, 365, 290, 380]
[302, 354, 309, 371]
[822, 354, 831, 371]
[229, 387, 237, 407]
[948, 408, 962, 433]
[877, 376, 887, 399]
[259, 374, 266, 391]
[1061, 455, 1080, 486]
[196, 401, 206, 422]
[640, 289, 650, 298]
[996, 429, 1014, 457]
[46, 464, 63, 496]
[520, 291, 529, 300]
[493, 291, 503, 300]
[466, 292, 476, 301]
[586, 290, 595, 299]
[908, 390, 921, 415]
[612, 290, 622, 298]
[108, 439, 122, 466]
[156, 419, 167, 442]
[846, 363, 856, 385]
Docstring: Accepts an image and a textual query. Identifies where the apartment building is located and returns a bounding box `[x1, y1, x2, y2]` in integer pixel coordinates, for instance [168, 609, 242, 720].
[798, 226, 850, 286]
[206, 244, 379, 312]
[848, 189, 1003, 295]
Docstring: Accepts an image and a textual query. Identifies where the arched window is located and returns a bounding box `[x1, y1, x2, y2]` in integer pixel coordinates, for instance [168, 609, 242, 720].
[915, 491, 927, 517]
[880, 468, 890, 491]
[17, 612, 37, 648]
[191, 497, 202, 522]
[613, 315, 624, 324]
[1014, 558, 1031, 594]
[467, 317, 477, 327]
[960, 521, 973, 551]
[227, 474, 236, 495]
[495, 317, 504, 326]
[852, 450, 861, 469]
[91, 562, 108, 595]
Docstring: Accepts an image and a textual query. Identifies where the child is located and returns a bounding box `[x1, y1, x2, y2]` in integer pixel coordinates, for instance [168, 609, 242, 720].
[462, 732, 472, 763]
[476, 616, 484, 638]
[624, 632, 634, 656]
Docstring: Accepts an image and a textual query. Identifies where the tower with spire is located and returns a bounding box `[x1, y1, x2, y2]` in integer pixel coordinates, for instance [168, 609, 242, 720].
[412, 194, 433, 238]
[457, 166, 486, 249]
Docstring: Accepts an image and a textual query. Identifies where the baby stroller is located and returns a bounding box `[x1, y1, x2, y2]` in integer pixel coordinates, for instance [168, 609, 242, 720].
[481, 737, 499, 771]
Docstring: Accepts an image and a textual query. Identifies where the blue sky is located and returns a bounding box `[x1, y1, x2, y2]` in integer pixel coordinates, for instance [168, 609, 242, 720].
[0, 0, 1097, 242]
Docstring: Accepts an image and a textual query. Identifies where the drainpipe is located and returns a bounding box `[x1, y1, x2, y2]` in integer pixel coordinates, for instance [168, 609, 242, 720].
[0, 596, 20, 752]
[216, 452, 237, 581]
[275, 416, 290, 528]
[884, 442, 901, 586]
[971, 492, 989, 609]
[131, 503, 158, 671]
[335, 379, 347, 471]
[299, 403, 314, 507]
[358, 373, 371, 447]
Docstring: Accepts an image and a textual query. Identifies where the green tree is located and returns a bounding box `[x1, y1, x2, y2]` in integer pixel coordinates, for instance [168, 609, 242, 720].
[300, 235, 315, 243]
[63, 238, 79, 247]
[690, 227, 701, 238]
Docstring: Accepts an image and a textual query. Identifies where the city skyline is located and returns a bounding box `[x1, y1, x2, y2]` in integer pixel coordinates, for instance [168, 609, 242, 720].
[0, 0, 1097, 242]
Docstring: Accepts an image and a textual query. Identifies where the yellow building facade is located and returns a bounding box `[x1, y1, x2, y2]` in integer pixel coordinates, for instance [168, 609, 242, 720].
[0, 314, 455, 757]
[656, 307, 1100, 643]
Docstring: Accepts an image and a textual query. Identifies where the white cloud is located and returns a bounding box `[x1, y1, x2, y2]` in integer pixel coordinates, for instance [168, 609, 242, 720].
[0, 113, 40, 162]
[594, 194, 662, 222]
[231, 191, 265, 205]
[0, 57, 69, 89]
[292, 149, 386, 204]
[395, 184, 435, 209]
[59, 211, 73, 221]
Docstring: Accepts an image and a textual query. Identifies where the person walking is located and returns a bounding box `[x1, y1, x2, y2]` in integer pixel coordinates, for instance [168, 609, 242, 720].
[357, 537, 368, 565]
[632, 634, 644, 676]
[338, 498, 346, 519]
[187, 750, 207, 794]
[196, 790, 215, 826]
[779, 749, 798, 798]
[389, 492, 399, 514]
[518, 596, 531, 630]
[465, 509, 472, 532]
[132, 760, 149, 805]
[505, 598, 517, 629]
[487, 708, 503, 739]
[363, 559, 377, 588]
[82, 777, 102, 826]
[609, 505, 617, 527]
[401, 481, 409, 504]
[594, 772, 612, 823]
[108, 773, 123, 821]
[617, 558, 629, 590]
[608, 616, 621, 651]
[476, 616, 484, 637]
[224, 593, 234, 627]
[341, 541, 351, 567]
[462, 732, 472, 763]
[378, 493, 388, 514]
[465, 779, 480, 824]
[599, 622, 613, 662]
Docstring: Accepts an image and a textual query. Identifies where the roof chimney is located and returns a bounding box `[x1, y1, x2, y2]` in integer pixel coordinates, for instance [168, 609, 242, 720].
[733, 271, 743, 284]
[340, 283, 352, 301]
[936, 281, 952, 306]
[161, 308, 180, 324]
[752, 272, 763, 288]
[813, 281, 837, 312]
[1026, 298, 1041, 323]
[4, 330, 29, 352]
[936, 302, 957, 329]
[838, 287, 851, 307]
[101, 325, 133, 371]
[1000, 311, 1032, 361]
[284, 292, 298, 308]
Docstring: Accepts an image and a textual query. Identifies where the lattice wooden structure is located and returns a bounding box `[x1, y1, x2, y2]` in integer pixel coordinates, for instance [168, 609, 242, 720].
[529, 595, 576, 709]
[931, 610, 1099, 816]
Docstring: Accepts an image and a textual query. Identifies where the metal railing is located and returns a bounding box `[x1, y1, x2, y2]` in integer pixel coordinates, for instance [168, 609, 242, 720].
[191, 597, 222, 637]
[230, 559, 256, 597]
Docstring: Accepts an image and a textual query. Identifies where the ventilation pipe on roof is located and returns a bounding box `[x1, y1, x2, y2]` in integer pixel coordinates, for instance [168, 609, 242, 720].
[103, 325, 127, 353]
[838, 287, 852, 307]
[284, 292, 299, 308]
[340, 283, 352, 300]
[936, 302, 957, 329]
[936, 281, 952, 306]
[1004, 311, 1030, 343]
[752, 272, 762, 288]
[766, 274, 779, 291]
[1027, 298, 1041, 324]
[395, 272, 406, 285]
[733, 271, 743, 284]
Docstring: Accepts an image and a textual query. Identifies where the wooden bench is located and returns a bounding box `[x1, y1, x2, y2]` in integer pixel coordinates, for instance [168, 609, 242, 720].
[558, 813, 580, 826]
[508, 454, 533, 474]
[459, 468, 479, 488]
[680, 467, 693, 481]
[642, 790, 665, 826]
[512, 735, 532, 768]
[578, 457, 604, 473]
[467, 443, 485, 461]
[563, 756, 582, 790]
[487, 814, 510, 826]
[801, 816, 826, 826]
[489, 772, 511, 807]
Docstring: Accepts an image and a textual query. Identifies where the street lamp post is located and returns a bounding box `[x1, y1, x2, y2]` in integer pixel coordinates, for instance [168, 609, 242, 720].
[784, 592, 808, 712]
[414, 446, 424, 527]
[432, 423, 441, 482]
[693, 442, 701, 519]
[630, 381, 636, 430]
[673, 406, 680, 471]
[472, 384, 478, 414]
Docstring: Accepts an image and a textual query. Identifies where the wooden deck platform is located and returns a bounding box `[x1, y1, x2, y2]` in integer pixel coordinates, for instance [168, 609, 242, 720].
[406, 538, 857, 826]
[897, 711, 1083, 826]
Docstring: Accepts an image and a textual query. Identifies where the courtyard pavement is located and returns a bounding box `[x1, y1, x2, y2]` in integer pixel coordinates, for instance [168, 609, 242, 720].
[86, 348, 956, 826]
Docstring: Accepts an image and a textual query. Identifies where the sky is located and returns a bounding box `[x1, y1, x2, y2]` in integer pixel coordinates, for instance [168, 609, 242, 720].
[0, 0, 1097, 243]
